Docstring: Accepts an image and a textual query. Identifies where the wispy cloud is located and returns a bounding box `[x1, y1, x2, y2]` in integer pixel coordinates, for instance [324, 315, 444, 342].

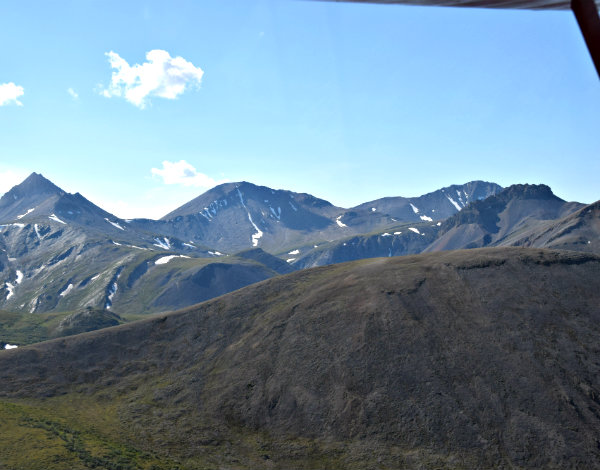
[151, 160, 226, 188]
[67, 88, 79, 100]
[100, 50, 204, 109]
[0, 82, 24, 106]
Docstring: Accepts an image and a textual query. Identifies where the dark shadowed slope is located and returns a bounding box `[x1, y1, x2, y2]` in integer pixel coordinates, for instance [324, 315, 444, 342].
[504, 199, 600, 253]
[1, 247, 599, 469]
[426, 184, 584, 252]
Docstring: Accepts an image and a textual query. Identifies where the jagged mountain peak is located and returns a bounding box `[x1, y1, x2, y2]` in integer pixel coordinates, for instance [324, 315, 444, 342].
[496, 183, 562, 202]
[0, 172, 63, 203]
[19, 172, 63, 193]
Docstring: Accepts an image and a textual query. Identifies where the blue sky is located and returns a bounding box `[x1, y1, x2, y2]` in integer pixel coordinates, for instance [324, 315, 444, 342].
[0, 0, 598, 219]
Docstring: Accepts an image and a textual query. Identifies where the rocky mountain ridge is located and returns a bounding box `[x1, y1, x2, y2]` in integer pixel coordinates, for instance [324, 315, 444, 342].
[0, 173, 597, 321]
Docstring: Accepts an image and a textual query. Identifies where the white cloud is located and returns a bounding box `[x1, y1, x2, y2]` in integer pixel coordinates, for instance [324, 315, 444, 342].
[0, 82, 24, 106]
[151, 160, 226, 188]
[67, 88, 79, 100]
[101, 50, 204, 109]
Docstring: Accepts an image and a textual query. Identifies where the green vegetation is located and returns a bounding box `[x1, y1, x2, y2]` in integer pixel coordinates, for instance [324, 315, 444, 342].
[0, 308, 125, 346]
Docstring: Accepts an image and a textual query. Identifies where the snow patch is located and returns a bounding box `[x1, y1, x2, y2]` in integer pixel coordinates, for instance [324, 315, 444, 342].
[59, 283, 74, 297]
[34, 224, 43, 240]
[437, 222, 442, 226]
[236, 188, 263, 246]
[153, 237, 171, 250]
[336, 216, 347, 228]
[112, 241, 122, 246]
[16, 208, 35, 219]
[105, 268, 124, 310]
[208, 251, 223, 256]
[381, 233, 391, 237]
[420, 215, 433, 222]
[286, 258, 296, 263]
[15, 270, 23, 284]
[289, 201, 297, 211]
[446, 195, 462, 211]
[155, 255, 190, 265]
[269, 206, 281, 220]
[105, 218, 125, 230]
[408, 227, 421, 235]
[183, 243, 196, 249]
[410, 203, 419, 214]
[394, 231, 402, 235]
[288, 249, 300, 255]
[48, 214, 66, 224]
[5, 282, 15, 300]
[4, 344, 18, 350]
[371, 207, 376, 212]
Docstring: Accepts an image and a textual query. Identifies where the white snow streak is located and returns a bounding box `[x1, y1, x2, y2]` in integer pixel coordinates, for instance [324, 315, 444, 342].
[153, 237, 171, 250]
[336, 216, 347, 228]
[288, 249, 300, 255]
[446, 195, 462, 211]
[105, 218, 125, 230]
[16, 208, 35, 219]
[4, 344, 18, 350]
[155, 255, 190, 265]
[420, 215, 433, 222]
[381, 233, 391, 237]
[59, 283, 74, 297]
[5, 282, 15, 300]
[15, 270, 23, 284]
[286, 258, 296, 263]
[408, 227, 421, 235]
[410, 203, 420, 214]
[236, 188, 263, 246]
[48, 214, 66, 224]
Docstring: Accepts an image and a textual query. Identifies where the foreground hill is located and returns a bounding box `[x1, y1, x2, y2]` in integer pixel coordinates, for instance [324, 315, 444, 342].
[1, 247, 599, 469]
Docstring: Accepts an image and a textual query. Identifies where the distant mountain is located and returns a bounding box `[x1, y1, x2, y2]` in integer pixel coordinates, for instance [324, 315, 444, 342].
[1, 248, 599, 468]
[425, 184, 584, 252]
[352, 180, 502, 222]
[503, 199, 600, 253]
[1, 174, 595, 321]
[0, 174, 298, 317]
[141, 180, 503, 254]
[291, 220, 438, 269]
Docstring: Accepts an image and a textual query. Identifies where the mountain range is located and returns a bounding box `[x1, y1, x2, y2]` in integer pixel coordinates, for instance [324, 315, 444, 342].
[1, 173, 599, 469]
[0, 173, 597, 336]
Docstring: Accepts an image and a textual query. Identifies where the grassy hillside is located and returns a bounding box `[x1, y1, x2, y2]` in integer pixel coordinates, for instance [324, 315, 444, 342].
[1, 247, 600, 469]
